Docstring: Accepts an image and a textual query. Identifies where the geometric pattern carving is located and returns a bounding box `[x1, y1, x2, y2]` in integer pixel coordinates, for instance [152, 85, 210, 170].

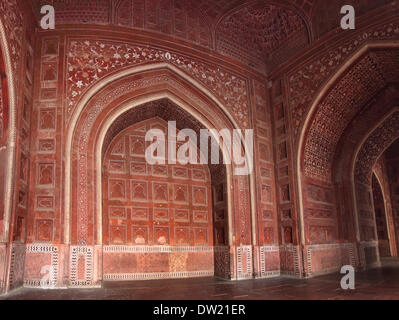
[305, 243, 356, 277]
[355, 111, 399, 185]
[33, 0, 212, 49]
[13, 0, 399, 290]
[192, 186, 207, 205]
[290, 22, 399, 142]
[131, 181, 147, 201]
[36, 195, 55, 210]
[261, 184, 272, 203]
[39, 88, 57, 101]
[236, 246, 252, 279]
[38, 139, 56, 153]
[35, 219, 53, 242]
[214, 246, 230, 279]
[174, 209, 189, 223]
[193, 228, 208, 245]
[132, 226, 149, 245]
[279, 245, 300, 276]
[41, 62, 57, 82]
[110, 225, 127, 244]
[9, 244, 25, 290]
[103, 270, 214, 281]
[102, 242, 215, 280]
[24, 244, 58, 288]
[37, 163, 54, 186]
[263, 227, 274, 244]
[109, 207, 127, 219]
[153, 183, 168, 202]
[38, 108, 56, 130]
[69, 246, 94, 287]
[173, 184, 188, 203]
[108, 179, 126, 200]
[103, 118, 212, 247]
[303, 51, 399, 182]
[259, 246, 280, 278]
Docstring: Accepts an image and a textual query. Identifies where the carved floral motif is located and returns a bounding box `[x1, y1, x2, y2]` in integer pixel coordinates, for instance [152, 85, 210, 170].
[67, 40, 249, 128]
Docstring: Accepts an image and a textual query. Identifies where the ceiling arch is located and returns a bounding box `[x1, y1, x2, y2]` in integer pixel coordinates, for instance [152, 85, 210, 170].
[215, 1, 310, 71]
[302, 47, 399, 183]
[332, 84, 399, 184]
[355, 110, 399, 185]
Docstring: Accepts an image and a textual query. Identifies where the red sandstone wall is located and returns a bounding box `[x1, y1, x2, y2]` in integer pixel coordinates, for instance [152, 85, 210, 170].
[269, 77, 302, 277]
[372, 175, 390, 257]
[101, 118, 214, 279]
[386, 150, 399, 255]
[374, 155, 397, 257]
[270, 8, 399, 277]
[0, 0, 397, 293]
[21, 24, 269, 286]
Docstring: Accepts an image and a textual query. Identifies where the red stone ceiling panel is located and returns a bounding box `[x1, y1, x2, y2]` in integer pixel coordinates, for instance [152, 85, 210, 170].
[217, 4, 306, 53]
[311, 0, 394, 39]
[113, 0, 213, 48]
[28, 1, 396, 72]
[355, 111, 399, 185]
[30, 0, 313, 70]
[215, 2, 309, 69]
[35, 0, 111, 24]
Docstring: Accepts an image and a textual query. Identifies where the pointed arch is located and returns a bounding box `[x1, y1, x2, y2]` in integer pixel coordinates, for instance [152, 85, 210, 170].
[0, 17, 17, 242]
[64, 63, 256, 246]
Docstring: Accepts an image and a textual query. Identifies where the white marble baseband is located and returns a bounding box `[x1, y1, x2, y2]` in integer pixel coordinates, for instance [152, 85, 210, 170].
[103, 245, 214, 253]
[103, 270, 214, 281]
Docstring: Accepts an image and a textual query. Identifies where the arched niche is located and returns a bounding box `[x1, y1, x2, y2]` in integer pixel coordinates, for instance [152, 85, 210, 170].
[296, 43, 399, 276]
[65, 65, 254, 283]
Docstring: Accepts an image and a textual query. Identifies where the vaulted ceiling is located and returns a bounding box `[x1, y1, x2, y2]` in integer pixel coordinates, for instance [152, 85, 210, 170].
[303, 48, 399, 183]
[29, 0, 395, 72]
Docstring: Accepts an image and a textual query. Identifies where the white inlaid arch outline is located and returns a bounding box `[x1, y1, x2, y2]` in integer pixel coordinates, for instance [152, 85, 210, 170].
[350, 108, 399, 242]
[95, 91, 235, 245]
[0, 18, 17, 243]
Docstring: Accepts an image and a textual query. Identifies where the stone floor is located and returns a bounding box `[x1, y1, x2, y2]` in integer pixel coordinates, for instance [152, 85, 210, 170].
[2, 259, 399, 300]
